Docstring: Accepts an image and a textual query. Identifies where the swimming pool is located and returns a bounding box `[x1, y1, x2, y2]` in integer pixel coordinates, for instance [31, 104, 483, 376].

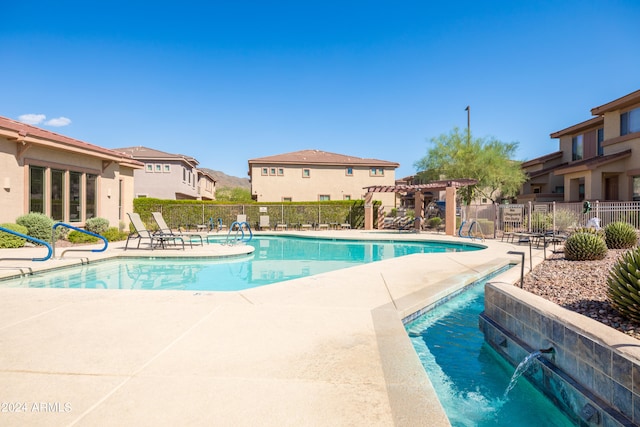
[0, 236, 483, 291]
[405, 273, 576, 426]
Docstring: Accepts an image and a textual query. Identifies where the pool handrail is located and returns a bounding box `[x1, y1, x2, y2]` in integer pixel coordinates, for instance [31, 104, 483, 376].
[224, 221, 253, 245]
[0, 226, 53, 262]
[52, 222, 108, 258]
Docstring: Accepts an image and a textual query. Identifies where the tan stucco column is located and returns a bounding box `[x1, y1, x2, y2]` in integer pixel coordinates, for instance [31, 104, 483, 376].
[445, 186, 457, 236]
[414, 191, 423, 232]
[364, 192, 374, 230]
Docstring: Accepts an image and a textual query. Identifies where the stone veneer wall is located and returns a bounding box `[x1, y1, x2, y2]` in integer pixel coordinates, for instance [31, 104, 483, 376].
[481, 282, 639, 427]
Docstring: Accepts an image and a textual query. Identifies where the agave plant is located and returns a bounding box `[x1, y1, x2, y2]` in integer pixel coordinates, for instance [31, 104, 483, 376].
[607, 247, 640, 322]
[564, 232, 607, 261]
[604, 221, 637, 249]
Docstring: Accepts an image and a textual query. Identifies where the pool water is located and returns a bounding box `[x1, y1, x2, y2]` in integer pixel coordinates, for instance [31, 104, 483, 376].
[1, 236, 482, 291]
[405, 278, 576, 427]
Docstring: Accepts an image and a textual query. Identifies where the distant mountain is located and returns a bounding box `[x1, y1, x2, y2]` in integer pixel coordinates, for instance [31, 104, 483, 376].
[200, 168, 250, 189]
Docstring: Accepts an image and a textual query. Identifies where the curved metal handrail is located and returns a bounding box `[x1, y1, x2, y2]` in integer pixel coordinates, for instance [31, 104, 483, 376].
[224, 221, 253, 245]
[0, 226, 52, 262]
[52, 222, 108, 258]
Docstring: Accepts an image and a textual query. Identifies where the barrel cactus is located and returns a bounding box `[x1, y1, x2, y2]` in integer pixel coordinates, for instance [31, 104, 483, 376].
[604, 221, 637, 249]
[564, 232, 607, 261]
[607, 248, 640, 322]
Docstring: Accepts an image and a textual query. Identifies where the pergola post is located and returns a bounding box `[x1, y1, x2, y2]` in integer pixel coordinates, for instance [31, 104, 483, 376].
[364, 192, 374, 230]
[414, 191, 424, 232]
[445, 185, 457, 236]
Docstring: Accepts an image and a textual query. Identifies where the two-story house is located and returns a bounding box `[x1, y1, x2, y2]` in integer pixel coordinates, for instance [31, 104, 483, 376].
[519, 89, 640, 202]
[248, 149, 399, 209]
[114, 146, 216, 200]
[0, 115, 142, 227]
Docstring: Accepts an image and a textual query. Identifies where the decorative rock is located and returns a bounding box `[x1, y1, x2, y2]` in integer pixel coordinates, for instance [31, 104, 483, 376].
[522, 249, 640, 341]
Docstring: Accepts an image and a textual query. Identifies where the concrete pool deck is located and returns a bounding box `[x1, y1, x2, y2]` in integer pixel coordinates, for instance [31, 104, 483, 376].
[0, 231, 547, 426]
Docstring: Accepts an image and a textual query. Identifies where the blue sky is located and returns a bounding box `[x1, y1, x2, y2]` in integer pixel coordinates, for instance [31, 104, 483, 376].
[3, 1, 640, 179]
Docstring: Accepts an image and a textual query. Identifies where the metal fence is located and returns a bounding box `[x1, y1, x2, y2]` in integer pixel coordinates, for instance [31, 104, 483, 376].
[146, 203, 364, 231]
[460, 201, 640, 238]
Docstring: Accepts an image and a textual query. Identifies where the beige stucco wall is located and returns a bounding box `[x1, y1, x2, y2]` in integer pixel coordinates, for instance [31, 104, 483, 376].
[0, 136, 136, 229]
[0, 138, 25, 223]
[250, 164, 397, 208]
[133, 161, 200, 199]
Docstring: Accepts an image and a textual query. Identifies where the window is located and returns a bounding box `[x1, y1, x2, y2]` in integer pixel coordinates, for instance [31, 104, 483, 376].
[145, 164, 153, 172]
[270, 167, 276, 175]
[319, 195, 330, 201]
[302, 169, 310, 178]
[261, 168, 268, 176]
[346, 167, 353, 176]
[370, 168, 384, 176]
[51, 169, 65, 221]
[634, 177, 640, 201]
[621, 107, 640, 136]
[554, 186, 564, 194]
[183, 169, 186, 181]
[86, 174, 97, 219]
[69, 171, 82, 222]
[343, 195, 351, 200]
[155, 164, 162, 173]
[163, 164, 171, 173]
[597, 128, 604, 156]
[278, 168, 284, 176]
[282, 197, 292, 202]
[571, 135, 583, 161]
[29, 166, 45, 213]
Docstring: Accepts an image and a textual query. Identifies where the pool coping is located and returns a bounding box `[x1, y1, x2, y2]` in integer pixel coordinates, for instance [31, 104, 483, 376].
[0, 230, 547, 426]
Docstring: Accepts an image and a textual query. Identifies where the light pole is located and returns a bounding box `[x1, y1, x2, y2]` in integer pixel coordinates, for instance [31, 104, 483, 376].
[465, 105, 470, 145]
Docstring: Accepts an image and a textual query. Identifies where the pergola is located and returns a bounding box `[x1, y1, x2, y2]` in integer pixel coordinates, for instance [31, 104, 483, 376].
[362, 178, 478, 235]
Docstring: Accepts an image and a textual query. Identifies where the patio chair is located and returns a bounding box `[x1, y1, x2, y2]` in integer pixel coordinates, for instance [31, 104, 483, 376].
[125, 212, 185, 250]
[151, 212, 203, 247]
[259, 215, 271, 230]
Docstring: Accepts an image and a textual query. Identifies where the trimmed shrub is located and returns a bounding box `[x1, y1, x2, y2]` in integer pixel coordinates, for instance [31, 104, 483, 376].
[67, 230, 99, 244]
[16, 212, 54, 242]
[0, 223, 29, 248]
[604, 221, 637, 249]
[564, 232, 607, 261]
[85, 217, 110, 235]
[102, 227, 128, 242]
[427, 217, 442, 229]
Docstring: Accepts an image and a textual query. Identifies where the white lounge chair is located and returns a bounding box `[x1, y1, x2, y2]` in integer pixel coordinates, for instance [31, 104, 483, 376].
[151, 212, 203, 247]
[125, 212, 185, 250]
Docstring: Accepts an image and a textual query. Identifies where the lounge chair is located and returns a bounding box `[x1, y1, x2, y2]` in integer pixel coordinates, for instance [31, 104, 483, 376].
[125, 212, 185, 250]
[259, 215, 271, 230]
[151, 212, 203, 247]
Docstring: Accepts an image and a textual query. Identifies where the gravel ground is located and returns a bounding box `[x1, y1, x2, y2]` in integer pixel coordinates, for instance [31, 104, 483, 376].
[521, 247, 640, 340]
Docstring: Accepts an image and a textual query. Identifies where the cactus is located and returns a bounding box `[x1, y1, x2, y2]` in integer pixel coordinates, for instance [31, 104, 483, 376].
[607, 247, 640, 322]
[564, 232, 607, 261]
[604, 221, 637, 249]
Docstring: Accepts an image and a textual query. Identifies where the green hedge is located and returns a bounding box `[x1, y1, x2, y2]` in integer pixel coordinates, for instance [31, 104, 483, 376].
[132, 198, 381, 230]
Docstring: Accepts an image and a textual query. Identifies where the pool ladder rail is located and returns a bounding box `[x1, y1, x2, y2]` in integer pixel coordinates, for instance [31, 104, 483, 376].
[224, 221, 253, 245]
[458, 220, 485, 241]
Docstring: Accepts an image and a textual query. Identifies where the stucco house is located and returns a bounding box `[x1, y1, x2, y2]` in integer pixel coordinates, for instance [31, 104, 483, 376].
[248, 149, 399, 209]
[114, 146, 216, 200]
[0, 115, 142, 228]
[519, 89, 640, 202]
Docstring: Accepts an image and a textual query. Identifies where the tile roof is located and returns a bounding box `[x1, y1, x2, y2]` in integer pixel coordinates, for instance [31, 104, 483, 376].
[248, 149, 399, 167]
[0, 115, 143, 167]
[114, 146, 199, 167]
[553, 149, 632, 175]
[550, 116, 603, 139]
[591, 89, 640, 116]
